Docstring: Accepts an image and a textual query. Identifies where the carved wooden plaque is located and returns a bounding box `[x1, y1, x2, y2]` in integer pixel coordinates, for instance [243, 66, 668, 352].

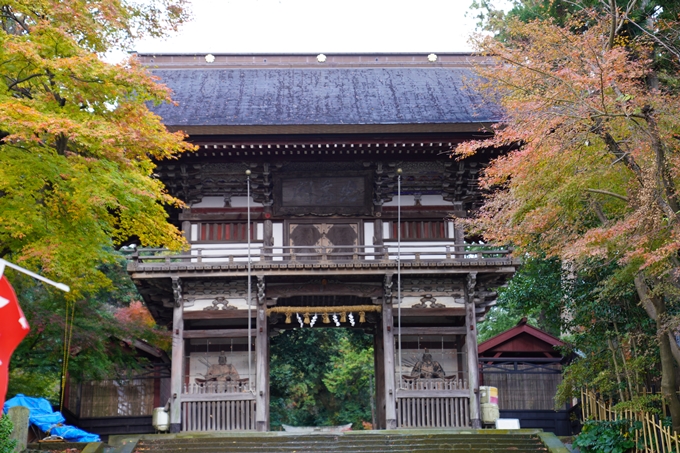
[273, 172, 372, 216]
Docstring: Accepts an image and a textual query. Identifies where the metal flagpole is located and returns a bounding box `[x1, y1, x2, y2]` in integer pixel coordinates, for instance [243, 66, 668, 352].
[246, 169, 252, 392]
[396, 168, 402, 388]
[0, 259, 70, 292]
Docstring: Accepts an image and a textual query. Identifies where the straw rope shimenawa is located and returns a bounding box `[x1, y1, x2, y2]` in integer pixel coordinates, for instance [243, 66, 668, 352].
[266, 305, 381, 324]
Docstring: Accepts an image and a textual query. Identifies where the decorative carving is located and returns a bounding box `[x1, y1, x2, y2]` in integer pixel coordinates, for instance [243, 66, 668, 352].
[401, 278, 465, 297]
[274, 171, 373, 216]
[257, 276, 266, 305]
[183, 279, 248, 298]
[183, 298, 195, 308]
[384, 274, 394, 304]
[203, 297, 237, 311]
[282, 177, 364, 207]
[410, 294, 445, 309]
[466, 272, 477, 305]
[266, 281, 382, 299]
[172, 277, 182, 307]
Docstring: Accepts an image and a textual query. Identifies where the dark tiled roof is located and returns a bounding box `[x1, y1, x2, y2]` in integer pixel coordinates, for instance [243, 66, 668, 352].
[150, 67, 501, 127]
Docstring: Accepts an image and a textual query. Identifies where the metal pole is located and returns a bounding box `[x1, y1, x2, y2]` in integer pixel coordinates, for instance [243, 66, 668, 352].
[397, 168, 402, 388]
[0, 258, 70, 292]
[246, 169, 252, 391]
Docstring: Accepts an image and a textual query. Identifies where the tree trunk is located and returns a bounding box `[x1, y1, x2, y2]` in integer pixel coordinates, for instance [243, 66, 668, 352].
[635, 274, 680, 432]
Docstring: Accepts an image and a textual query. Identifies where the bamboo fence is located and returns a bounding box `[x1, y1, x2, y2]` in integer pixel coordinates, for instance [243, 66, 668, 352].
[581, 389, 680, 453]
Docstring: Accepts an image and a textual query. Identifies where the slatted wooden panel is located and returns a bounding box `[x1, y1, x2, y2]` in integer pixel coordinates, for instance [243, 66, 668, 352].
[196, 223, 255, 242]
[391, 221, 447, 240]
[483, 369, 561, 410]
[79, 379, 155, 417]
[396, 397, 470, 428]
[182, 400, 256, 431]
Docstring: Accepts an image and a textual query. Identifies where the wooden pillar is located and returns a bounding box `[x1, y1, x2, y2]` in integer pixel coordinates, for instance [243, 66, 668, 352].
[374, 219, 384, 256]
[181, 220, 191, 243]
[454, 219, 465, 260]
[255, 306, 269, 431]
[374, 325, 386, 429]
[465, 272, 481, 429]
[263, 218, 273, 261]
[382, 299, 397, 429]
[170, 301, 184, 432]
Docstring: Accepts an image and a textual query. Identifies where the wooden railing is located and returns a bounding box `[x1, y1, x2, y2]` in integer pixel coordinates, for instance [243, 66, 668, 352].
[128, 243, 512, 266]
[184, 381, 250, 394]
[581, 389, 680, 453]
[400, 377, 467, 391]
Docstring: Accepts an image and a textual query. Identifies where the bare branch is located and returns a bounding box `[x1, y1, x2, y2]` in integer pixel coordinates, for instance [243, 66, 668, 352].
[585, 188, 629, 202]
[623, 15, 680, 63]
[5, 72, 45, 91]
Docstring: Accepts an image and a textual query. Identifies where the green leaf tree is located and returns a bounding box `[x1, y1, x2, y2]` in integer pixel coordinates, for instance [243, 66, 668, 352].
[0, 0, 192, 402]
[269, 329, 374, 429]
[0, 0, 193, 297]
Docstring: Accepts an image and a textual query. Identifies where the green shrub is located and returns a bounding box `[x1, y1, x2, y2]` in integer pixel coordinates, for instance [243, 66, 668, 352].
[0, 414, 17, 453]
[573, 419, 639, 453]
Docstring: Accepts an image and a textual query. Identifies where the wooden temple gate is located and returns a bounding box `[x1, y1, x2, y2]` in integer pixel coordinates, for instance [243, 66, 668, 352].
[127, 52, 519, 432]
[130, 242, 516, 432]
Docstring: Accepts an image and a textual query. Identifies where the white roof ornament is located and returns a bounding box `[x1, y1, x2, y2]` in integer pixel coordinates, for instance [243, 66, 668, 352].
[428, 53, 438, 62]
[205, 54, 215, 63]
[317, 53, 327, 63]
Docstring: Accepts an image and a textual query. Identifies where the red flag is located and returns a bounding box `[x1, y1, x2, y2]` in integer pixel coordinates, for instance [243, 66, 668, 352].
[0, 275, 30, 408]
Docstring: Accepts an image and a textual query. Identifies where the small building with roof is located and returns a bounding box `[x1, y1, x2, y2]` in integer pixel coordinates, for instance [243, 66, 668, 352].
[478, 318, 573, 435]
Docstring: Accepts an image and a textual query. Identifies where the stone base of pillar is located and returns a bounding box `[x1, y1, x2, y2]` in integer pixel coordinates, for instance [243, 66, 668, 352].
[385, 419, 397, 430]
[256, 421, 268, 432]
[170, 423, 181, 433]
[471, 418, 482, 429]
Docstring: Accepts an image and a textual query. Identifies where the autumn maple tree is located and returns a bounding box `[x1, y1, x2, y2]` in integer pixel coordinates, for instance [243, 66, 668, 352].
[458, 8, 680, 429]
[0, 0, 194, 399]
[0, 0, 194, 296]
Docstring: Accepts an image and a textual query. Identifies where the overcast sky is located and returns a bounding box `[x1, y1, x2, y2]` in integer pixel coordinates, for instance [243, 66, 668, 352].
[132, 0, 494, 55]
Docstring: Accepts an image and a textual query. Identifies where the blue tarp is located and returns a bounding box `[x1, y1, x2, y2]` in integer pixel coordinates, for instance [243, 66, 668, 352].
[3, 394, 100, 442]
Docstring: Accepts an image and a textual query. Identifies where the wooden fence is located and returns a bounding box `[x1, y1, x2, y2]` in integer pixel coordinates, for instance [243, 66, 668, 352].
[182, 399, 256, 431]
[396, 396, 470, 428]
[581, 390, 680, 453]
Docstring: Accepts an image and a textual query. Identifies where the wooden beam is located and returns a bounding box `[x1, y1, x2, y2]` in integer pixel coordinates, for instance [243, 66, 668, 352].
[397, 327, 466, 336]
[395, 308, 465, 318]
[183, 329, 256, 339]
[184, 310, 254, 320]
[180, 393, 255, 402]
[169, 304, 184, 433]
[396, 389, 469, 398]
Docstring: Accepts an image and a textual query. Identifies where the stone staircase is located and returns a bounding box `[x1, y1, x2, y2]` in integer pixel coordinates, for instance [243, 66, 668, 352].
[117, 430, 566, 453]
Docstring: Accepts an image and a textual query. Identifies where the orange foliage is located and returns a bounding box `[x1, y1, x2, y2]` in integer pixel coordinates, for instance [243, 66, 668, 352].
[457, 13, 680, 276]
[115, 301, 155, 329]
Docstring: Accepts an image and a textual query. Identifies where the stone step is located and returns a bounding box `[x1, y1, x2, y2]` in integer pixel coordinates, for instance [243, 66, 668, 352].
[130, 432, 552, 453]
[140, 439, 542, 451]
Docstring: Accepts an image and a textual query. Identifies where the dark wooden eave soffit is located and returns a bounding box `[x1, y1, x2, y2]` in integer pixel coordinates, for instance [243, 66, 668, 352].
[169, 122, 497, 136]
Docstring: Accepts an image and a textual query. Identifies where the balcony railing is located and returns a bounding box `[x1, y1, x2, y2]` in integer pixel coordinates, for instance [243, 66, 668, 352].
[127, 243, 512, 267]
